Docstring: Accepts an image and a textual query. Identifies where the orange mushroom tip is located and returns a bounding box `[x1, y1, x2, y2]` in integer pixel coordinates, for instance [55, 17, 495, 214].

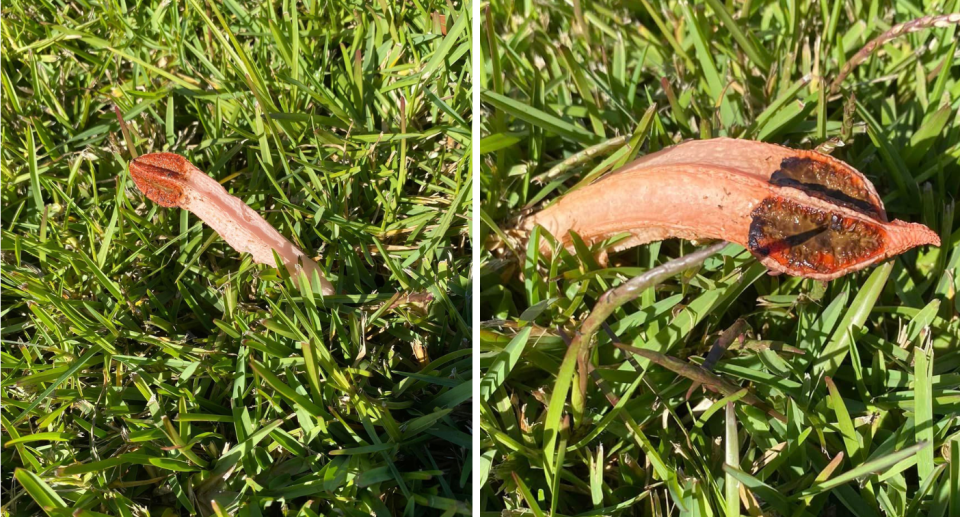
[128, 153, 336, 295]
[129, 153, 190, 207]
[523, 138, 941, 281]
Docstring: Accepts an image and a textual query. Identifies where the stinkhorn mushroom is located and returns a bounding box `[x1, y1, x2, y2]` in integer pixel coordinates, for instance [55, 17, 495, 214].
[129, 153, 335, 295]
[522, 138, 940, 281]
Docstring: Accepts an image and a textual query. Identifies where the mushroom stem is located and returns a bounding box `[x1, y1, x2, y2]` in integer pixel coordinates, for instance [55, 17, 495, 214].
[129, 153, 335, 295]
[522, 138, 940, 280]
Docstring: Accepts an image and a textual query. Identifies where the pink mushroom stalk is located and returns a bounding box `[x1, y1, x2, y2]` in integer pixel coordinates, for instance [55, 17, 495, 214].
[522, 138, 940, 281]
[129, 153, 335, 295]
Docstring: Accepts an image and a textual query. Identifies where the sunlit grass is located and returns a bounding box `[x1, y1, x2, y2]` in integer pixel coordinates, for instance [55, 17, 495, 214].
[479, 1, 959, 515]
[1, 0, 472, 514]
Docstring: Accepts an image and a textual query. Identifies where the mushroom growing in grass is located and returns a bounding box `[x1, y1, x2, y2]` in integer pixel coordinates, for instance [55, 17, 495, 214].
[129, 153, 335, 295]
[522, 138, 940, 281]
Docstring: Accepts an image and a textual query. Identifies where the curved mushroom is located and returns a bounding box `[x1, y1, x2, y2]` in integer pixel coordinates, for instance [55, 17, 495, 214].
[129, 153, 335, 295]
[522, 138, 940, 281]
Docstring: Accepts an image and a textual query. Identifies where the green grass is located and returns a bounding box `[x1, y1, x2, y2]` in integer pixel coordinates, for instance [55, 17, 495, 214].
[479, 1, 959, 516]
[1, 0, 471, 515]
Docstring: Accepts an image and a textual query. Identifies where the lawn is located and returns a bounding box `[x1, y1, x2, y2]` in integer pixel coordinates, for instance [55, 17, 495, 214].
[479, 1, 959, 516]
[1, 0, 472, 515]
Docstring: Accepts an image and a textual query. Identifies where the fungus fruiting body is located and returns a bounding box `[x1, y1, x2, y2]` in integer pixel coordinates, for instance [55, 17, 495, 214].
[523, 138, 940, 281]
[129, 153, 335, 295]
